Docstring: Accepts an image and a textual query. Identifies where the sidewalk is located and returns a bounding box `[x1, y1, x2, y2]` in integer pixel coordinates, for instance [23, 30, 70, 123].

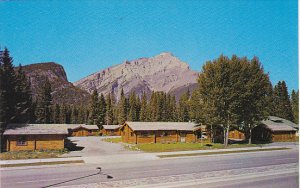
[0, 156, 83, 165]
[154, 145, 297, 157]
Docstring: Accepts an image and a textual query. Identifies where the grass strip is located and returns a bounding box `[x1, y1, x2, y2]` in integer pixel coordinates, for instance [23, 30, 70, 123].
[158, 147, 290, 158]
[102, 137, 122, 143]
[0, 160, 84, 168]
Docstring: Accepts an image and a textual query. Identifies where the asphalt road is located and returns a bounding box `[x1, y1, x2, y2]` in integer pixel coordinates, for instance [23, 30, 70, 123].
[1, 148, 298, 188]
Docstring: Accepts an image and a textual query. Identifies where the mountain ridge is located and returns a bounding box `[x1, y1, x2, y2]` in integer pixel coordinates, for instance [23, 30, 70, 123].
[20, 62, 90, 105]
[74, 52, 199, 99]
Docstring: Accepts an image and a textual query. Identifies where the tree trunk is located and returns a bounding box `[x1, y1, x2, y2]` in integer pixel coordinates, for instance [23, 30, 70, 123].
[210, 124, 214, 143]
[248, 124, 252, 144]
[225, 125, 230, 147]
[223, 126, 226, 145]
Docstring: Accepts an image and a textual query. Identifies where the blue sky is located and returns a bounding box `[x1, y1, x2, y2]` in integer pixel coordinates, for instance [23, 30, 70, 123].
[0, 0, 298, 91]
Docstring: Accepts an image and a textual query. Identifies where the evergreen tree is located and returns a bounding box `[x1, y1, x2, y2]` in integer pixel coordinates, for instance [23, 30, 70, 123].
[60, 104, 67, 123]
[98, 93, 106, 127]
[118, 89, 127, 124]
[110, 92, 119, 124]
[170, 95, 177, 121]
[35, 78, 52, 123]
[53, 104, 60, 123]
[135, 94, 141, 121]
[14, 65, 33, 123]
[273, 81, 294, 121]
[0, 48, 17, 124]
[291, 90, 299, 123]
[178, 90, 190, 122]
[89, 90, 99, 125]
[128, 92, 137, 121]
[71, 106, 79, 124]
[105, 93, 114, 125]
[139, 92, 148, 121]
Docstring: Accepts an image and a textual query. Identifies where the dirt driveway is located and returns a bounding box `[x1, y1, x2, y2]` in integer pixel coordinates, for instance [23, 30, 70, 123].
[63, 136, 137, 157]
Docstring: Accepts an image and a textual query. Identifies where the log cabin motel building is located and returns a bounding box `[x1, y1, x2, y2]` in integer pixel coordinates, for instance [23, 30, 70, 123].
[3, 124, 99, 152]
[120, 121, 207, 144]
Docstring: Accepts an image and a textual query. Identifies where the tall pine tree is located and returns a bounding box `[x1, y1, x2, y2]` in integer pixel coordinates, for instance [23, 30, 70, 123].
[118, 89, 127, 124]
[291, 90, 299, 124]
[36, 78, 53, 124]
[14, 65, 33, 123]
[273, 81, 294, 121]
[98, 93, 106, 127]
[0, 48, 17, 124]
[89, 90, 99, 125]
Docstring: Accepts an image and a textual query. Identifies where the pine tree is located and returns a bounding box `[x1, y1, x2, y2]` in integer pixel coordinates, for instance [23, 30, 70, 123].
[0, 48, 17, 124]
[53, 104, 60, 123]
[59, 104, 67, 123]
[98, 93, 106, 127]
[14, 65, 33, 123]
[118, 89, 127, 124]
[128, 92, 137, 121]
[35, 78, 52, 123]
[89, 90, 99, 125]
[135, 94, 141, 121]
[273, 81, 294, 121]
[178, 90, 190, 122]
[105, 93, 114, 125]
[71, 106, 79, 124]
[170, 95, 177, 121]
[139, 92, 148, 121]
[291, 90, 299, 124]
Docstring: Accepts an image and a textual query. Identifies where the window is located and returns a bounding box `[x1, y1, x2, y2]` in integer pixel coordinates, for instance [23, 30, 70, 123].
[162, 131, 168, 137]
[130, 132, 134, 137]
[17, 136, 27, 146]
[140, 131, 150, 137]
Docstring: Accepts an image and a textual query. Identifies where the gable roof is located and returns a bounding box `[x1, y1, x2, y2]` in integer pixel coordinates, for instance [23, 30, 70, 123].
[71, 124, 99, 130]
[102, 125, 121, 130]
[260, 116, 297, 132]
[3, 124, 69, 135]
[124, 121, 201, 131]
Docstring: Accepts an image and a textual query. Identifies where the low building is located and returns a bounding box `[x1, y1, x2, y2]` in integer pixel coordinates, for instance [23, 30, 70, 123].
[120, 121, 205, 144]
[101, 125, 121, 136]
[228, 129, 245, 141]
[252, 116, 297, 143]
[3, 124, 68, 152]
[68, 124, 99, 137]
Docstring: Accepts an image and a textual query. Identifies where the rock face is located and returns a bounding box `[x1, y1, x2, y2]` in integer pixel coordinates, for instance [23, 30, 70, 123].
[21, 62, 90, 105]
[74, 52, 198, 99]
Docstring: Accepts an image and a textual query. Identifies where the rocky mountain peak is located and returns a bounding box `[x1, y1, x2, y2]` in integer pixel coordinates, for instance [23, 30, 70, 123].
[74, 52, 198, 99]
[20, 62, 90, 105]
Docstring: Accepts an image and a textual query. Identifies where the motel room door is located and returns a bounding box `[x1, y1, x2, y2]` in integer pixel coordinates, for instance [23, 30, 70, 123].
[180, 132, 186, 143]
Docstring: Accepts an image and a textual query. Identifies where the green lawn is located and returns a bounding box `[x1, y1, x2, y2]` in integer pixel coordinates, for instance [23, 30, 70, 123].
[102, 137, 122, 143]
[125, 142, 260, 152]
[0, 149, 68, 160]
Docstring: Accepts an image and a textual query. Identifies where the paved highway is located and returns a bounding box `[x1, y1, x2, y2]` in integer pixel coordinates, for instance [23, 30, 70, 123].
[1, 148, 298, 188]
